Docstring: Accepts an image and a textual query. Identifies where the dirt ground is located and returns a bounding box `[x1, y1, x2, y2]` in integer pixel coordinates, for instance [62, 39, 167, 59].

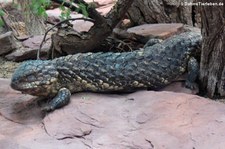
[0, 56, 20, 78]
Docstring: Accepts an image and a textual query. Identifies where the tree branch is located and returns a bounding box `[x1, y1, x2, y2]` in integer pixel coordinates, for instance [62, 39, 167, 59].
[49, 0, 135, 55]
[106, 0, 134, 28]
[37, 17, 94, 59]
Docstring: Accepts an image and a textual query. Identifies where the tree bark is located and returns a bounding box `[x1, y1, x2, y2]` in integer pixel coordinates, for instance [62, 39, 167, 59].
[128, 0, 200, 26]
[17, 0, 45, 36]
[200, 0, 225, 97]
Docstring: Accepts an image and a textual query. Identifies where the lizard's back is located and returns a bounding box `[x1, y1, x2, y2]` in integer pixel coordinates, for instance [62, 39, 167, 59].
[53, 31, 202, 92]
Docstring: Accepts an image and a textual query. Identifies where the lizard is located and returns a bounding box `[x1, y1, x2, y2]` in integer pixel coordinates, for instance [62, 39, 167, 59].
[11, 31, 202, 112]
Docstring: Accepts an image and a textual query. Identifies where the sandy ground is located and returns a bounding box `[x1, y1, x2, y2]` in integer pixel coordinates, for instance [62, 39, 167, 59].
[0, 57, 20, 78]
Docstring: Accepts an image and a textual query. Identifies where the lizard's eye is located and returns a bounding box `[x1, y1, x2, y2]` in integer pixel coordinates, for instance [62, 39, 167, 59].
[26, 75, 36, 82]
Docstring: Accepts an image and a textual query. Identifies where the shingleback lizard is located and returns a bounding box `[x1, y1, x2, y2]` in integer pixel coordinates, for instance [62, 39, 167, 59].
[11, 31, 202, 111]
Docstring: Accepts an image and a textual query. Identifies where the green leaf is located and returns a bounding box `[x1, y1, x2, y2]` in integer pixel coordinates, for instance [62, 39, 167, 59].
[0, 18, 4, 27]
[0, 9, 4, 27]
[60, 5, 66, 11]
[0, 9, 4, 17]
[30, 0, 49, 17]
[77, 3, 89, 17]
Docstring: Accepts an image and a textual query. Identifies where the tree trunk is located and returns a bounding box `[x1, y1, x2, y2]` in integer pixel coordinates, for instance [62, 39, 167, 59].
[17, 0, 45, 36]
[200, 0, 225, 97]
[128, 0, 200, 26]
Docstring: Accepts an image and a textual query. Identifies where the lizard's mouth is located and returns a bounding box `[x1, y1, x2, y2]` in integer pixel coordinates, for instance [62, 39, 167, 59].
[11, 81, 46, 96]
[11, 81, 36, 93]
[10, 81, 22, 91]
[11, 79, 58, 97]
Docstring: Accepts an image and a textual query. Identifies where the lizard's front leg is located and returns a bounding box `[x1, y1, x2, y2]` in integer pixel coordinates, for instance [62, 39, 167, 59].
[42, 88, 71, 112]
[185, 57, 199, 90]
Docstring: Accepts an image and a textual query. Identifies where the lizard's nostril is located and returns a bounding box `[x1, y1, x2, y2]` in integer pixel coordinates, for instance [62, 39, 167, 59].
[10, 81, 17, 89]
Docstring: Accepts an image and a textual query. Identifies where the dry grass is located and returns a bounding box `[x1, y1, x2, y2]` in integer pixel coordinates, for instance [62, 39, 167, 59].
[0, 57, 20, 78]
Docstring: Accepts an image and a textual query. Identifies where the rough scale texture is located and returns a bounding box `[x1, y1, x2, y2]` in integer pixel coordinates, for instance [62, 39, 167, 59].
[10, 32, 202, 111]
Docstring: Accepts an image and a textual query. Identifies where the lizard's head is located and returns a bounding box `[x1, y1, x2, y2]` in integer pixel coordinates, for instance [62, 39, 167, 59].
[11, 60, 59, 96]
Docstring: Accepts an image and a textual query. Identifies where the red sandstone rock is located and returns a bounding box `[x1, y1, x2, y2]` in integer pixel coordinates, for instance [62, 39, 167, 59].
[5, 35, 51, 61]
[85, 0, 115, 6]
[0, 31, 17, 55]
[1, 78, 225, 148]
[127, 23, 184, 39]
[85, 0, 115, 15]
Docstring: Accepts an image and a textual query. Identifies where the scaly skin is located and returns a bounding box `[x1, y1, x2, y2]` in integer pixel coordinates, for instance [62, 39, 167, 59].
[11, 32, 202, 111]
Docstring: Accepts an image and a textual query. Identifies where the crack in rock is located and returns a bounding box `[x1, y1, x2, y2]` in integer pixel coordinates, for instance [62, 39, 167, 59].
[145, 139, 154, 148]
[75, 117, 103, 128]
[57, 130, 92, 140]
